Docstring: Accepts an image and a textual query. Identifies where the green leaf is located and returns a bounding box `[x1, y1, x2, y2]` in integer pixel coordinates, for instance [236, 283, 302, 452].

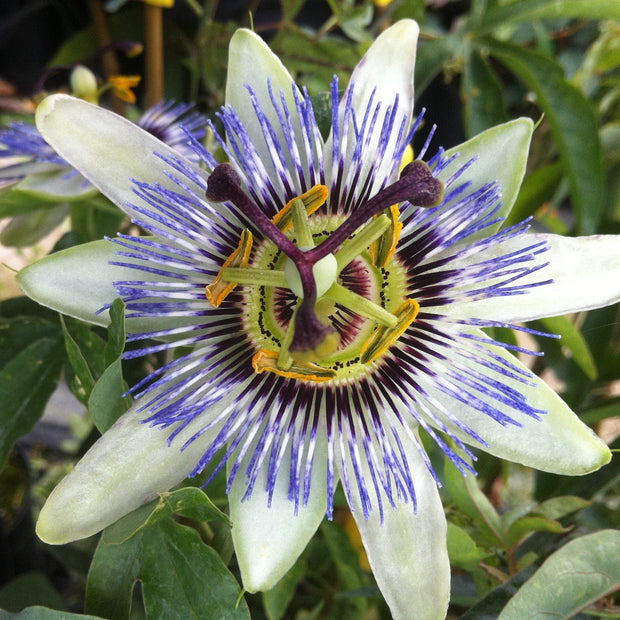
[503, 161, 563, 227]
[0, 296, 58, 320]
[280, 0, 306, 23]
[333, 2, 373, 43]
[103, 298, 126, 365]
[463, 46, 507, 137]
[478, 0, 620, 34]
[15, 170, 97, 202]
[102, 487, 229, 545]
[68, 195, 125, 243]
[488, 39, 604, 234]
[460, 564, 538, 620]
[505, 515, 568, 548]
[262, 552, 308, 620]
[88, 359, 131, 433]
[88, 299, 131, 433]
[61, 316, 96, 402]
[85, 528, 141, 620]
[0, 206, 69, 248]
[574, 22, 620, 92]
[536, 496, 590, 520]
[86, 519, 249, 620]
[271, 26, 359, 93]
[444, 457, 507, 547]
[392, 0, 426, 23]
[309, 91, 334, 141]
[579, 400, 620, 426]
[539, 315, 598, 380]
[0, 573, 64, 613]
[414, 34, 461, 95]
[0, 607, 106, 620]
[152, 486, 229, 524]
[0, 335, 64, 468]
[0, 188, 65, 218]
[498, 530, 620, 619]
[60, 318, 106, 405]
[320, 521, 367, 619]
[446, 523, 491, 570]
[0, 316, 59, 370]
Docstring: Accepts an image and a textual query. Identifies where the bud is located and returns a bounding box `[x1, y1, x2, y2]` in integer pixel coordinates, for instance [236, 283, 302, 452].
[70, 65, 99, 103]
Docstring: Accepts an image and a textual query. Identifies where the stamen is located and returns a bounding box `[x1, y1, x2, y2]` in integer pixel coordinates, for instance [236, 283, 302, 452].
[369, 205, 403, 268]
[290, 199, 314, 247]
[205, 229, 253, 307]
[206, 164, 429, 366]
[253, 349, 335, 382]
[207, 164, 335, 360]
[272, 185, 328, 233]
[334, 214, 391, 271]
[221, 267, 288, 288]
[360, 299, 420, 364]
[277, 303, 299, 371]
[325, 283, 398, 328]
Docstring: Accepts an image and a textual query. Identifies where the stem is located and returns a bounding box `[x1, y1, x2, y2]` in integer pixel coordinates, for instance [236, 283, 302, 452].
[291, 198, 314, 247]
[88, 0, 123, 112]
[334, 213, 390, 271]
[144, 4, 164, 107]
[221, 267, 289, 288]
[325, 283, 397, 328]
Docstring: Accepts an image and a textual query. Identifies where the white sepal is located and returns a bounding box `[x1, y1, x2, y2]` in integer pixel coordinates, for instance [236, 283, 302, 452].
[36, 396, 234, 544]
[438, 233, 620, 322]
[229, 433, 330, 591]
[346, 429, 450, 620]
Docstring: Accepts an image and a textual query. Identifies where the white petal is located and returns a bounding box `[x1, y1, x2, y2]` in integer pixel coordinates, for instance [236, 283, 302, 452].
[346, 431, 450, 620]
[35, 95, 208, 221]
[438, 233, 620, 322]
[17, 239, 124, 326]
[345, 19, 419, 129]
[229, 436, 328, 592]
[438, 118, 533, 238]
[420, 328, 611, 474]
[225, 30, 310, 197]
[36, 392, 235, 544]
[17, 238, 215, 336]
[226, 29, 299, 134]
[324, 20, 419, 199]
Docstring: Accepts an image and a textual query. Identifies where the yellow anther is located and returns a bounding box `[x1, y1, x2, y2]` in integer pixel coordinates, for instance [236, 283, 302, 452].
[205, 229, 253, 307]
[252, 349, 336, 382]
[369, 204, 403, 268]
[400, 144, 414, 172]
[107, 75, 141, 103]
[272, 185, 328, 232]
[360, 299, 419, 364]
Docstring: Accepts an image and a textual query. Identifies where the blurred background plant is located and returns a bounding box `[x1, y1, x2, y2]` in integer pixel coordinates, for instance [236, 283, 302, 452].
[0, 1, 618, 619]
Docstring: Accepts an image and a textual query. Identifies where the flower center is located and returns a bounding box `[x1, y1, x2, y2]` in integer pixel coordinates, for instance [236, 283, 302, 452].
[205, 162, 443, 383]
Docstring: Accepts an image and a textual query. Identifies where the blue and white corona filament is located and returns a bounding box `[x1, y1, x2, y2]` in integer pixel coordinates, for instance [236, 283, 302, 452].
[18, 20, 618, 620]
[109, 78, 549, 522]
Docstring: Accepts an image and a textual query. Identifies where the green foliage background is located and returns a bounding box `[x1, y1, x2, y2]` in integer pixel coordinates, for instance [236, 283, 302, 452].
[0, 0, 619, 618]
